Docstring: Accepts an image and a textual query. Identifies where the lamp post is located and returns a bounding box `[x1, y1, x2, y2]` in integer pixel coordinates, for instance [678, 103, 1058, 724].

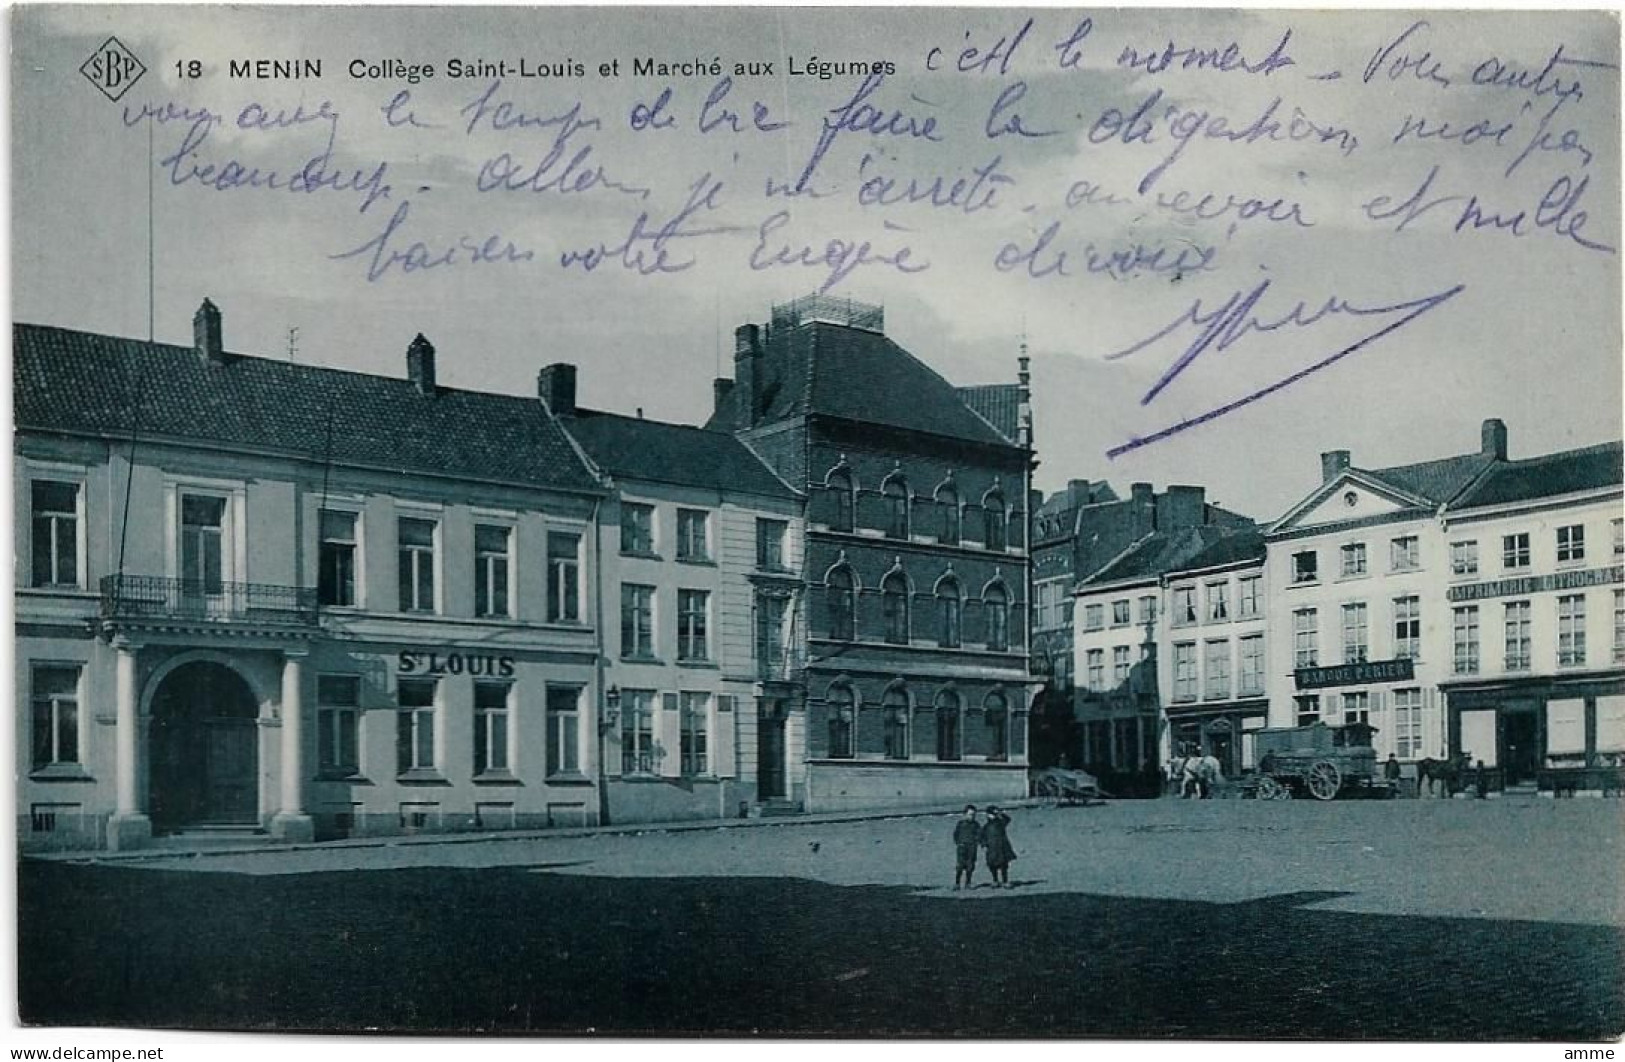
[598, 684, 620, 826]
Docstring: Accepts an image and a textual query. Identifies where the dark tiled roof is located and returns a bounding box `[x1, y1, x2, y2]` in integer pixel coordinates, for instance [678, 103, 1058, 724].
[709, 321, 1015, 448]
[1169, 528, 1266, 574]
[1361, 453, 1494, 506]
[13, 323, 601, 492]
[1452, 441, 1623, 509]
[956, 384, 1021, 443]
[563, 409, 797, 499]
[1084, 526, 1234, 587]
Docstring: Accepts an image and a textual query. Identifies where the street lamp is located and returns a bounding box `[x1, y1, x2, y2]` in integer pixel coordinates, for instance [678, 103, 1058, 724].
[598, 685, 620, 826]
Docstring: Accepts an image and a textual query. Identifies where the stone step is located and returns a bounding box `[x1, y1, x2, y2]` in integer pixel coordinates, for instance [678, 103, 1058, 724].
[753, 801, 803, 819]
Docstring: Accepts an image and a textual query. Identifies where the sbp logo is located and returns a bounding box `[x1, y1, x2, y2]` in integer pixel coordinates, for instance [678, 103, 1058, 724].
[80, 36, 146, 101]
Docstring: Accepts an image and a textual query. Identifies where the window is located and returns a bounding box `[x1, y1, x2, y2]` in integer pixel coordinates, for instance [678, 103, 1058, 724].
[1237, 575, 1262, 618]
[1614, 590, 1624, 664]
[935, 691, 961, 761]
[1172, 643, 1197, 701]
[546, 686, 581, 776]
[473, 682, 511, 776]
[984, 584, 1010, 651]
[827, 684, 855, 759]
[1084, 603, 1104, 630]
[680, 692, 710, 774]
[1453, 606, 1480, 675]
[1557, 524, 1585, 563]
[1450, 540, 1479, 577]
[1342, 603, 1369, 664]
[547, 532, 581, 622]
[317, 675, 360, 777]
[883, 686, 909, 760]
[620, 584, 655, 658]
[676, 509, 710, 562]
[937, 485, 961, 546]
[756, 593, 788, 675]
[984, 691, 1009, 761]
[1393, 596, 1421, 660]
[938, 579, 961, 648]
[756, 518, 787, 570]
[1206, 582, 1229, 622]
[826, 567, 856, 641]
[1205, 640, 1231, 699]
[1172, 586, 1197, 625]
[1340, 542, 1367, 578]
[1085, 649, 1105, 691]
[396, 679, 437, 774]
[882, 573, 910, 645]
[1112, 645, 1132, 686]
[1034, 582, 1057, 632]
[1393, 689, 1423, 759]
[1291, 550, 1318, 584]
[1615, 519, 1624, 558]
[397, 517, 436, 612]
[1504, 600, 1532, 671]
[620, 503, 654, 555]
[1294, 694, 1321, 727]
[1390, 535, 1420, 572]
[620, 689, 656, 773]
[828, 469, 855, 533]
[318, 510, 358, 607]
[30, 665, 80, 768]
[1503, 532, 1531, 570]
[1342, 690, 1370, 725]
[677, 589, 710, 661]
[983, 492, 1007, 551]
[31, 481, 80, 588]
[1239, 634, 1264, 696]
[181, 494, 227, 594]
[1111, 599, 1131, 627]
[1138, 595, 1157, 625]
[1293, 608, 1319, 668]
[883, 477, 909, 540]
[1558, 594, 1587, 666]
[473, 525, 511, 618]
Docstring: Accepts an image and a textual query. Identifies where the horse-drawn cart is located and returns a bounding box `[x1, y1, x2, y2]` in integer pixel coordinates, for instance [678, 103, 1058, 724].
[1251, 721, 1381, 801]
[1031, 767, 1105, 804]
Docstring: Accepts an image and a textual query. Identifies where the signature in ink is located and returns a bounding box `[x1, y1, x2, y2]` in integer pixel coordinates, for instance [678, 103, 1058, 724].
[1105, 278, 1466, 457]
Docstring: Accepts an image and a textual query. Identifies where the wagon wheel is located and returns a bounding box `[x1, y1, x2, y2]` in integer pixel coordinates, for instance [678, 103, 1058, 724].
[1306, 760, 1342, 801]
[1255, 776, 1286, 801]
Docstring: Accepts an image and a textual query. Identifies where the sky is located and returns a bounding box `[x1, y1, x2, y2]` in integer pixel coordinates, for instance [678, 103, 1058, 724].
[10, 5, 1622, 522]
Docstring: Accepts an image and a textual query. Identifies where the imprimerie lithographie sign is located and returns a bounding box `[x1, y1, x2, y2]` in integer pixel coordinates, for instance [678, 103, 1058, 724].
[11, 5, 1623, 1048]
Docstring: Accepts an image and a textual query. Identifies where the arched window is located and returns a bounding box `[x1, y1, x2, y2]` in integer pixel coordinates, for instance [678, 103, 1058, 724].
[936, 483, 961, 546]
[826, 565, 856, 641]
[883, 475, 909, 540]
[983, 489, 1007, 551]
[935, 689, 962, 761]
[825, 682, 856, 760]
[985, 690, 1009, 761]
[827, 467, 855, 533]
[937, 576, 961, 649]
[882, 571, 910, 645]
[883, 684, 910, 760]
[985, 582, 1010, 651]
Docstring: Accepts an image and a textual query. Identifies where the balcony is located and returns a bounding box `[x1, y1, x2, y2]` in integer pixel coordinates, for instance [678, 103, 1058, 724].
[757, 648, 806, 683]
[99, 575, 319, 627]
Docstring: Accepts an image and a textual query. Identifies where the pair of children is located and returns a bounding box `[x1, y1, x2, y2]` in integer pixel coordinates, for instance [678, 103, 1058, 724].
[952, 804, 1017, 889]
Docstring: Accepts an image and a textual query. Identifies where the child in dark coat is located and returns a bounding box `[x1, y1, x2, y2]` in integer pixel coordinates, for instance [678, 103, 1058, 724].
[952, 805, 981, 890]
[980, 806, 1017, 888]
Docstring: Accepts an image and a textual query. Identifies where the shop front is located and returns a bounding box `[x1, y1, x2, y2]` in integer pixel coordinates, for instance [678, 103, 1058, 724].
[1446, 674, 1625, 794]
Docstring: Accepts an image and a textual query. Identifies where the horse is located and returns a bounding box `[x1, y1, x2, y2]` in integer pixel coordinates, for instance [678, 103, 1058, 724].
[1417, 754, 1472, 797]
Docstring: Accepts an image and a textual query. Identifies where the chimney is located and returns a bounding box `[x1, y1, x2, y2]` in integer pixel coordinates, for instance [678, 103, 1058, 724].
[713, 377, 735, 416]
[193, 298, 224, 364]
[406, 334, 436, 395]
[1321, 450, 1351, 482]
[537, 363, 577, 417]
[1157, 485, 1207, 531]
[734, 323, 762, 420]
[1130, 482, 1155, 536]
[1481, 418, 1508, 461]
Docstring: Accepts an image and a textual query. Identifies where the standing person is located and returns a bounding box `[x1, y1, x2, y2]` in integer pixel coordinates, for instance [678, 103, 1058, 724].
[952, 805, 981, 890]
[1167, 749, 1187, 797]
[1182, 750, 1202, 799]
[1384, 753, 1403, 795]
[981, 806, 1017, 888]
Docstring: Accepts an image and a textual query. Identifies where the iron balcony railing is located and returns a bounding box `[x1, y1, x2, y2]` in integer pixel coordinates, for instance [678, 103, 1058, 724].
[99, 574, 320, 625]
[757, 648, 807, 683]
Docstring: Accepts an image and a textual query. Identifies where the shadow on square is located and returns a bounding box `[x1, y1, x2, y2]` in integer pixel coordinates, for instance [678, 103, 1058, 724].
[18, 859, 1623, 1039]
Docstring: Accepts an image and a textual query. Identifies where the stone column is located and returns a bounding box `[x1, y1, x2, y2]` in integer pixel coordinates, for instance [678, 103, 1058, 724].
[107, 638, 150, 850]
[270, 648, 315, 842]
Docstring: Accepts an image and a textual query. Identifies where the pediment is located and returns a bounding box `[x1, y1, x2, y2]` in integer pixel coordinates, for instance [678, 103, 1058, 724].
[1271, 473, 1427, 534]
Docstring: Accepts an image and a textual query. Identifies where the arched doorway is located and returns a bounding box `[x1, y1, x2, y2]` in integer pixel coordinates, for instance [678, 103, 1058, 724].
[148, 661, 261, 832]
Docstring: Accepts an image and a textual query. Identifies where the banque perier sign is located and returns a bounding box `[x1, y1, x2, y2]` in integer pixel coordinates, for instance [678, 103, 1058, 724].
[1295, 658, 1416, 690]
[1446, 565, 1624, 603]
